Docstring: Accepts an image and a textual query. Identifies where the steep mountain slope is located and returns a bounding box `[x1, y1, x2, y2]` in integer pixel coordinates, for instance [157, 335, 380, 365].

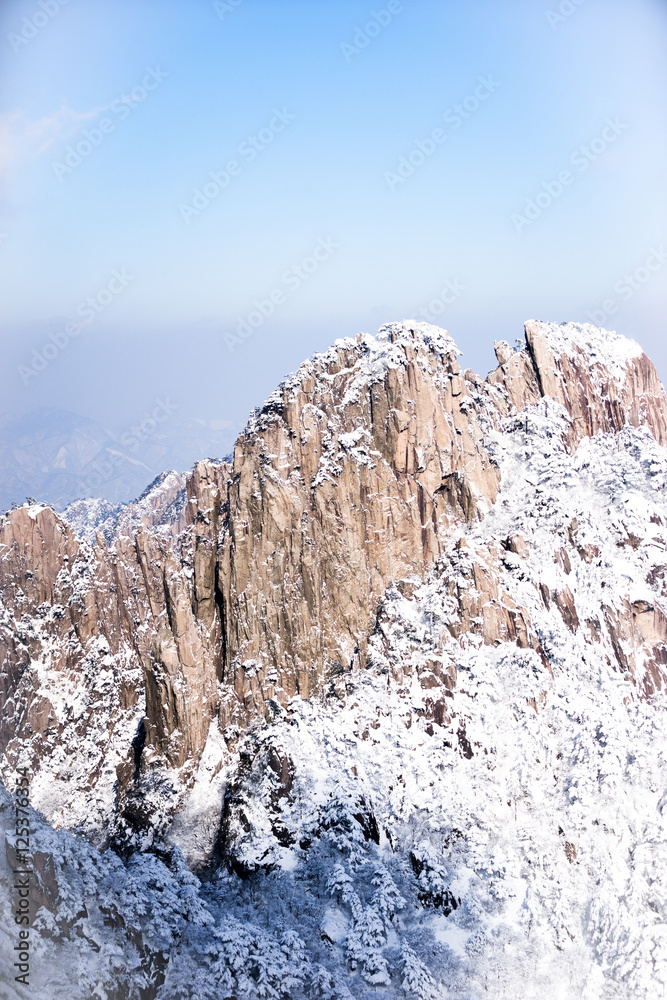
[0, 463, 228, 846]
[1, 320, 667, 999]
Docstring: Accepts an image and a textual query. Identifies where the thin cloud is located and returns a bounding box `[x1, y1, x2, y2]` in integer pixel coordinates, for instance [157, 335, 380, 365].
[0, 102, 119, 176]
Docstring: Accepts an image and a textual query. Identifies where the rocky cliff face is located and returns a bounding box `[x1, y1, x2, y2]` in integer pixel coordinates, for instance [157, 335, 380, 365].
[218, 324, 500, 727]
[1, 319, 667, 846]
[0, 464, 230, 840]
[218, 318, 667, 726]
[490, 320, 667, 447]
[2, 319, 667, 1000]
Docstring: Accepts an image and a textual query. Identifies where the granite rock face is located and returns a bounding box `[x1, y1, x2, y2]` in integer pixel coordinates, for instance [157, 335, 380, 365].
[218, 323, 500, 725]
[0, 464, 230, 838]
[1, 319, 667, 845]
[489, 319, 667, 447]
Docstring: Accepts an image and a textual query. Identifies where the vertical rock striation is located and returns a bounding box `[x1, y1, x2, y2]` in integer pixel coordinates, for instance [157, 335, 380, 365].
[2, 318, 667, 841]
[218, 322, 500, 724]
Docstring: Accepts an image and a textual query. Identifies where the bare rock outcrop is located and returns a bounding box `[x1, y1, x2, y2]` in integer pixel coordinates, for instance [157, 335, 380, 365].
[2, 318, 667, 844]
[488, 320, 667, 448]
[218, 322, 500, 724]
[0, 461, 231, 839]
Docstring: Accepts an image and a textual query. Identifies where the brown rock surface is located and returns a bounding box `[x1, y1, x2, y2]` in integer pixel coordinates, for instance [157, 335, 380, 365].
[489, 320, 667, 448]
[2, 318, 667, 840]
[218, 323, 500, 725]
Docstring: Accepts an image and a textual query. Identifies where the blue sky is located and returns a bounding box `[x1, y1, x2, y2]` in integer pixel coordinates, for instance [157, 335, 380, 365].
[0, 0, 666, 443]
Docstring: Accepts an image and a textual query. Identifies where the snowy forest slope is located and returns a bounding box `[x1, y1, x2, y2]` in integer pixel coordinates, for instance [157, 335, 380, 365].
[1, 320, 667, 999]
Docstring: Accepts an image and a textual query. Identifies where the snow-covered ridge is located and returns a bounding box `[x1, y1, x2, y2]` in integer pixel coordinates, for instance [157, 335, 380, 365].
[2, 318, 667, 998]
[244, 321, 460, 436]
[4, 398, 666, 998]
[374, 320, 458, 357]
[62, 470, 188, 543]
[245, 317, 650, 444]
[531, 319, 643, 382]
[61, 496, 126, 544]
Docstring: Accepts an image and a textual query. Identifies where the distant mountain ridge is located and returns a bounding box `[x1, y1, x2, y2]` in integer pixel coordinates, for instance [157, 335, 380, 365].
[0, 405, 236, 512]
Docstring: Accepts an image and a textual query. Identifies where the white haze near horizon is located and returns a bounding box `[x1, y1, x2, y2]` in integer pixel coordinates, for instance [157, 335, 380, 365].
[0, 0, 665, 505]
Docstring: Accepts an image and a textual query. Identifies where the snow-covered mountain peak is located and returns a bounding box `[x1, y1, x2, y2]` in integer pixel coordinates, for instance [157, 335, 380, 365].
[526, 318, 644, 383]
[245, 321, 461, 442]
[375, 320, 458, 355]
[2, 319, 667, 998]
